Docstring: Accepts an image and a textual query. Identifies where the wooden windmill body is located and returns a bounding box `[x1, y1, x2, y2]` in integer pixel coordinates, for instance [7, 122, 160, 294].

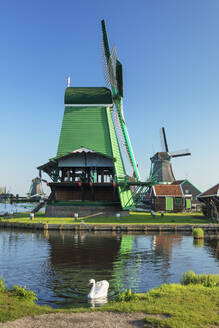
[150, 127, 191, 184]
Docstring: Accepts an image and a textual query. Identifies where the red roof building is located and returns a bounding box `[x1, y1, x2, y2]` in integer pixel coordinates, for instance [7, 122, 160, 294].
[153, 184, 183, 197]
[151, 184, 187, 212]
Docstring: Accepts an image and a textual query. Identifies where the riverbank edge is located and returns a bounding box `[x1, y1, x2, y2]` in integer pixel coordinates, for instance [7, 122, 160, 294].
[0, 280, 219, 327]
[0, 221, 219, 232]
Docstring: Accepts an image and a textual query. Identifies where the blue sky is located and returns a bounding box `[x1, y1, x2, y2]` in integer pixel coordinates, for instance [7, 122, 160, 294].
[0, 0, 219, 195]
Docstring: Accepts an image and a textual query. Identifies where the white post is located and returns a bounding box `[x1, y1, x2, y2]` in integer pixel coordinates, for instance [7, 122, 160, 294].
[74, 213, 78, 222]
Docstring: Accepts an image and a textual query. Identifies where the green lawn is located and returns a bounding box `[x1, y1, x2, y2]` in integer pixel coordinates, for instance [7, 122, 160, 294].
[101, 284, 219, 328]
[0, 274, 218, 327]
[1, 211, 212, 225]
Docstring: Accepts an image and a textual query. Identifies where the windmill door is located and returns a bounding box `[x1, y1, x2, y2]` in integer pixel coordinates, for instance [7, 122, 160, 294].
[166, 197, 173, 211]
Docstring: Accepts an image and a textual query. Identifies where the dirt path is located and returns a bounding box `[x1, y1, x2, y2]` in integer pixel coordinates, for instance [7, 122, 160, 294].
[0, 312, 148, 328]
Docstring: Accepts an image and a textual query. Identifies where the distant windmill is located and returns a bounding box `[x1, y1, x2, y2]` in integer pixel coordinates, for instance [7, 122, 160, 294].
[150, 127, 191, 183]
[27, 177, 44, 198]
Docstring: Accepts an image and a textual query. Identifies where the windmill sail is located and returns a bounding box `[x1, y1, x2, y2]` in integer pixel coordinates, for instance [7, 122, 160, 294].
[116, 59, 123, 97]
[169, 149, 191, 158]
[101, 19, 140, 181]
[161, 127, 169, 152]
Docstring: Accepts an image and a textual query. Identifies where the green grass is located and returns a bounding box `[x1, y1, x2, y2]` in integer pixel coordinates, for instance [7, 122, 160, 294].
[0, 281, 89, 323]
[101, 283, 219, 328]
[182, 271, 219, 287]
[0, 211, 212, 225]
[0, 273, 218, 327]
[0, 281, 53, 323]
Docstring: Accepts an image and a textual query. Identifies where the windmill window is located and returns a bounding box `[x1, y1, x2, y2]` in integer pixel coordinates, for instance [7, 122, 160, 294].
[185, 189, 189, 194]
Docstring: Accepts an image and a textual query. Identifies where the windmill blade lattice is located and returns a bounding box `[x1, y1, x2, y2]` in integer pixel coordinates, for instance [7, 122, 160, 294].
[112, 110, 133, 168]
[101, 43, 117, 90]
[101, 40, 112, 89]
[102, 42, 132, 168]
[111, 46, 118, 81]
[101, 19, 140, 181]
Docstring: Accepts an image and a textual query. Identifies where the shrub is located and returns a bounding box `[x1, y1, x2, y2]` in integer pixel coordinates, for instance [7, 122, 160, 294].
[181, 271, 219, 287]
[193, 228, 204, 239]
[0, 278, 6, 293]
[115, 289, 138, 302]
[11, 285, 38, 301]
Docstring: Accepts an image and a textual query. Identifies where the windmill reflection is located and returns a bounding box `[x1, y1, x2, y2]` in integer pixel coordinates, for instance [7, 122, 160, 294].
[111, 233, 182, 293]
[45, 231, 121, 307]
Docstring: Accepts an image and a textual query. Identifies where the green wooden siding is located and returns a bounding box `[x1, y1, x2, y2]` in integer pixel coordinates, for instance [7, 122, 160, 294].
[166, 197, 173, 211]
[57, 106, 113, 158]
[56, 105, 134, 210]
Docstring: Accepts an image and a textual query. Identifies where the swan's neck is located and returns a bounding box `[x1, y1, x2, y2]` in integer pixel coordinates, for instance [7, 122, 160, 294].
[89, 281, 96, 297]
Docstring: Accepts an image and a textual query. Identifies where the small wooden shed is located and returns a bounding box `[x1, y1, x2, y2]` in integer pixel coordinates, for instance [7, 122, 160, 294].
[151, 184, 187, 212]
[198, 183, 219, 222]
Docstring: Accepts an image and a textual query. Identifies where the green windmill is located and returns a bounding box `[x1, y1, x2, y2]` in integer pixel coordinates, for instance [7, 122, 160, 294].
[38, 20, 149, 217]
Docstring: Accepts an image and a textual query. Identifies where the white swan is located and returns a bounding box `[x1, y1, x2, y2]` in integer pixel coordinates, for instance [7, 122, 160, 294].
[88, 279, 109, 299]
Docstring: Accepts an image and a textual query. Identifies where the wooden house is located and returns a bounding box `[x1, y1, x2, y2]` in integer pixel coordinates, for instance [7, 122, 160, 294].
[151, 184, 186, 212]
[198, 183, 219, 221]
[172, 179, 202, 211]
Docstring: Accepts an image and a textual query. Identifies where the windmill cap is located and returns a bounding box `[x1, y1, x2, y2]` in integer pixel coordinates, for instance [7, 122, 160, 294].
[64, 87, 113, 105]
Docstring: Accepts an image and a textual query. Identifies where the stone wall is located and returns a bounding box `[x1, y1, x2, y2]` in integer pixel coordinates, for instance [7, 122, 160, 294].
[45, 205, 129, 218]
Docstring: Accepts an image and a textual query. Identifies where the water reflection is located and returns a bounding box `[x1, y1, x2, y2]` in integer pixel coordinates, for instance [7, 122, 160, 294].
[193, 239, 204, 248]
[0, 229, 218, 308]
[205, 238, 219, 262]
[111, 233, 184, 293]
[46, 231, 121, 307]
[88, 298, 108, 308]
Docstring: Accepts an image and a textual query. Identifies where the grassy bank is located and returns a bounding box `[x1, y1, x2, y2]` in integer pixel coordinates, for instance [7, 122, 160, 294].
[0, 280, 54, 322]
[101, 271, 219, 327]
[0, 273, 218, 327]
[0, 279, 88, 323]
[0, 211, 212, 225]
[102, 284, 219, 328]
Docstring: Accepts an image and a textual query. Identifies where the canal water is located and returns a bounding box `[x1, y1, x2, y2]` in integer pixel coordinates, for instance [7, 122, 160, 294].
[0, 203, 44, 215]
[0, 229, 218, 308]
